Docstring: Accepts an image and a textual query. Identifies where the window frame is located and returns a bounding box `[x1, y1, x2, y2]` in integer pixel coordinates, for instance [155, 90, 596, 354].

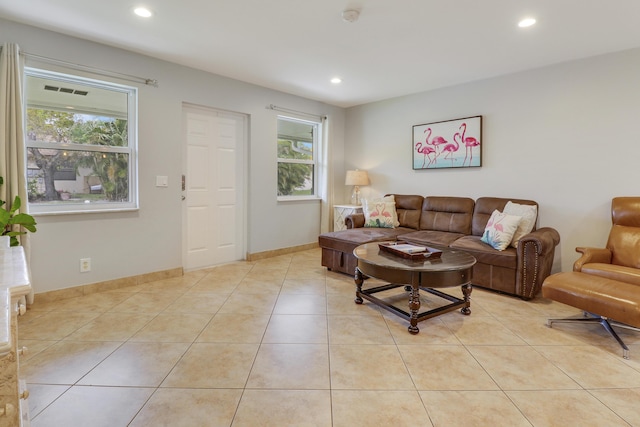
[276, 115, 321, 201]
[24, 67, 139, 215]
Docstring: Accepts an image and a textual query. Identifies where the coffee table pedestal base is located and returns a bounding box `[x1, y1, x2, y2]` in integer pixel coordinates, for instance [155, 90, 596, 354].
[354, 266, 472, 334]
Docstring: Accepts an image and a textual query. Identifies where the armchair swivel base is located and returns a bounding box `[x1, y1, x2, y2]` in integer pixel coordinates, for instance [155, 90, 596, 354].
[546, 312, 640, 359]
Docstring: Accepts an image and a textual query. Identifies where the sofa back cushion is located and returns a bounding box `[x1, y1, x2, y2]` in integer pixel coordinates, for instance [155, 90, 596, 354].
[419, 196, 475, 234]
[387, 194, 424, 230]
[472, 197, 538, 236]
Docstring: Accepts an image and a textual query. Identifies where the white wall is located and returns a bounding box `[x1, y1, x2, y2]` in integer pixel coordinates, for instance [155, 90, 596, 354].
[345, 48, 640, 273]
[1, 18, 345, 293]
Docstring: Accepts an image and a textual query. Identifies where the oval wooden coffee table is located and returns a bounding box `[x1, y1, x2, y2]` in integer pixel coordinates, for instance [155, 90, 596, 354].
[353, 242, 476, 334]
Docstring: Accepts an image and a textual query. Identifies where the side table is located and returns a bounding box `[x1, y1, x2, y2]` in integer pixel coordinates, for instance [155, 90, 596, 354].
[333, 205, 363, 231]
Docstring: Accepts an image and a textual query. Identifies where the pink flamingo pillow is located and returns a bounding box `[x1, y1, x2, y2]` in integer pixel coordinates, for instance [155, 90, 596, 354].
[362, 197, 399, 228]
[481, 210, 522, 251]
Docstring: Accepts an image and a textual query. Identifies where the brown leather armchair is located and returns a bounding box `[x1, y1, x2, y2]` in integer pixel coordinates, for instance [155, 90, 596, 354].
[574, 197, 640, 283]
[542, 197, 640, 358]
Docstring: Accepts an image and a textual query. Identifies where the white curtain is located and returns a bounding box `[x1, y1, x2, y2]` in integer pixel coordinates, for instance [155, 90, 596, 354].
[319, 115, 333, 233]
[1, 43, 32, 302]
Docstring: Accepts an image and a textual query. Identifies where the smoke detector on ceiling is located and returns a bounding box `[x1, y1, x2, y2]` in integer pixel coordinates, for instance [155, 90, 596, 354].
[342, 9, 360, 23]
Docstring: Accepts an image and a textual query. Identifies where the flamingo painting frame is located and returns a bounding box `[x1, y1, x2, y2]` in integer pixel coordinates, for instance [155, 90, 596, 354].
[412, 115, 482, 170]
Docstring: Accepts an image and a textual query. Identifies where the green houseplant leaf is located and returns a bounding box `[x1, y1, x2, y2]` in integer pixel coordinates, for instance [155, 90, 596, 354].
[0, 176, 38, 246]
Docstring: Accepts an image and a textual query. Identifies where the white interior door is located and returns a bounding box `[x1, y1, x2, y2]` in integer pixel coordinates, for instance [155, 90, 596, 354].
[182, 104, 246, 270]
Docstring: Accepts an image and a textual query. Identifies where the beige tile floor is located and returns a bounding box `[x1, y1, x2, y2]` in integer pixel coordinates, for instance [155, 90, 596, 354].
[19, 249, 640, 427]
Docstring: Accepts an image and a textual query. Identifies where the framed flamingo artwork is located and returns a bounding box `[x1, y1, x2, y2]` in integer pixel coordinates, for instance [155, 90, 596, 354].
[412, 115, 482, 170]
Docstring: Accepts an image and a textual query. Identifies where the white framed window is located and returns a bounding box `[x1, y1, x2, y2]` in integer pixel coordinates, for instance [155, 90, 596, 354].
[24, 68, 138, 214]
[277, 115, 320, 200]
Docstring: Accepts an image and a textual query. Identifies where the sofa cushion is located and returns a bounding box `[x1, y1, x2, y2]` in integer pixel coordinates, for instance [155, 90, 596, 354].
[388, 194, 424, 229]
[399, 230, 467, 247]
[450, 235, 517, 269]
[481, 210, 522, 251]
[419, 196, 474, 234]
[472, 197, 538, 236]
[318, 227, 412, 252]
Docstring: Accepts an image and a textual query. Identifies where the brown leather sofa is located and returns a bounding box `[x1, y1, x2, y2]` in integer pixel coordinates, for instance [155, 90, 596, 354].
[319, 194, 560, 300]
[542, 197, 640, 358]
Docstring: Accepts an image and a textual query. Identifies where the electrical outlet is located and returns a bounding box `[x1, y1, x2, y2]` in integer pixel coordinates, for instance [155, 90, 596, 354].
[80, 258, 91, 273]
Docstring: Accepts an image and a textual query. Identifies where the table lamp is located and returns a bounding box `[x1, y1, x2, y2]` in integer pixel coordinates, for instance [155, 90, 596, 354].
[345, 169, 370, 205]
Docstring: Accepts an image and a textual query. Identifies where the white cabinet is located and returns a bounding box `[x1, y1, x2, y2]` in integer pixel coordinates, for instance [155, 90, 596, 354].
[334, 205, 363, 231]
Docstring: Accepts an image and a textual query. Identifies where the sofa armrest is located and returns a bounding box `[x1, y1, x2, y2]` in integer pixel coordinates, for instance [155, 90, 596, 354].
[519, 227, 561, 256]
[515, 227, 561, 299]
[573, 247, 612, 272]
[345, 213, 365, 229]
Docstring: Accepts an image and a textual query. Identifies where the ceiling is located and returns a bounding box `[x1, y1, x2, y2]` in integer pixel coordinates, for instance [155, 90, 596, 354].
[2, 0, 640, 108]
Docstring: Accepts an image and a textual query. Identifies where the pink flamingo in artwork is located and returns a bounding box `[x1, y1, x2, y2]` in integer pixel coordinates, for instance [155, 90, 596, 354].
[415, 128, 436, 167]
[415, 142, 436, 168]
[441, 132, 461, 166]
[426, 129, 448, 166]
[459, 122, 480, 166]
[430, 135, 448, 150]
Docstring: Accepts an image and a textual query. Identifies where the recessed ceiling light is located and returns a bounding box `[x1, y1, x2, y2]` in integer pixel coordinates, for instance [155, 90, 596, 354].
[331, 77, 342, 84]
[134, 7, 153, 18]
[518, 17, 536, 28]
[342, 9, 360, 23]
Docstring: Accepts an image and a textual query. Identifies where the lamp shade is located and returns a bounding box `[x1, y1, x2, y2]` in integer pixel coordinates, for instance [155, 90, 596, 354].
[345, 170, 370, 186]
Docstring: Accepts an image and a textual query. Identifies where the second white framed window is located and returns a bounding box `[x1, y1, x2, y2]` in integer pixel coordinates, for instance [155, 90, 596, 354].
[277, 116, 320, 200]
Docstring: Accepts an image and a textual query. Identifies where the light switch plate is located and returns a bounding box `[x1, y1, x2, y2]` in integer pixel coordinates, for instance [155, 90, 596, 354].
[156, 176, 168, 187]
